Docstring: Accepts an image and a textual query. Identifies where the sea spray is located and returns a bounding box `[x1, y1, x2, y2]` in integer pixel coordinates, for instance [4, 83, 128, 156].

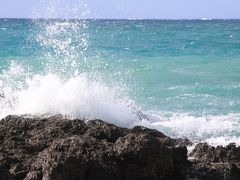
[0, 12, 240, 145]
[0, 0, 143, 127]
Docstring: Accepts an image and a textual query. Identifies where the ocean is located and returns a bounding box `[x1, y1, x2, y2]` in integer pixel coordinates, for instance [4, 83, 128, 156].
[0, 19, 240, 146]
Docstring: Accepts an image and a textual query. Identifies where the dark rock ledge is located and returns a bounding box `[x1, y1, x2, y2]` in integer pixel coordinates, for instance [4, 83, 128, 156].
[0, 115, 239, 180]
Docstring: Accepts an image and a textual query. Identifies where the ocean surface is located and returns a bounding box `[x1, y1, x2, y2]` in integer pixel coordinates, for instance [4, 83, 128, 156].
[0, 19, 240, 146]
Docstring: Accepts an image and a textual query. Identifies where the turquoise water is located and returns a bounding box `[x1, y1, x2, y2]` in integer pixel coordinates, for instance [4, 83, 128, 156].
[0, 19, 240, 145]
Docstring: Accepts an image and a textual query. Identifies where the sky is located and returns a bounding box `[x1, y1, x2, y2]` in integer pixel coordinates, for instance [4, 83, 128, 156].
[0, 0, 240, 19]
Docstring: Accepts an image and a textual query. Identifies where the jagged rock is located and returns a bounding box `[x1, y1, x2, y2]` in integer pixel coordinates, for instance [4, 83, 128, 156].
[2, 115, 240, 180]
[187, 143, 240, 180]
[85, 119, 128, 143]
[0, 115, 189, 180]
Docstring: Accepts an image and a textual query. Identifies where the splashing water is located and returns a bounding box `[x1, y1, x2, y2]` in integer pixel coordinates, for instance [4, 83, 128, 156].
[0, 2, 240, 146]
[0, 0, 143, 128]
[0, 70, 139, 127]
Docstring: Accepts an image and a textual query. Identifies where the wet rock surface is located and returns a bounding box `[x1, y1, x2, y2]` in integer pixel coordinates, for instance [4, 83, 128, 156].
[0, 115, 239, 180]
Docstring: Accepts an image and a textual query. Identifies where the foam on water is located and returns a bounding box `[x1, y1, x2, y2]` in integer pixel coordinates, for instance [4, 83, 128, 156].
[1, 62, 240, 145]
[0, 1, 142, 128]
[0, 1, 240, 147]
[140, 111, 240, 146]
[0, 64, 139, 127]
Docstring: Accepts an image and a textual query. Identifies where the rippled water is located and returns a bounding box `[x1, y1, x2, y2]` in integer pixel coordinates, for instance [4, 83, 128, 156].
[0, 19, 240, 145]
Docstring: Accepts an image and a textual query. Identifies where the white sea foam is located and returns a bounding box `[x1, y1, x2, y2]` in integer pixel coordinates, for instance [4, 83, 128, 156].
[205, 136, 240, 147]
[1, 62, 240, 146]
[0, 2, 145, 128]
[0, 64, 140, 127]
[141, 111, 240, 146]
[0, 1, 239, 147]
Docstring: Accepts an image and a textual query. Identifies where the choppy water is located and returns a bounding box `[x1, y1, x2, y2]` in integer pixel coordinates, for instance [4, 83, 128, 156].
[0, 19, 240, 146]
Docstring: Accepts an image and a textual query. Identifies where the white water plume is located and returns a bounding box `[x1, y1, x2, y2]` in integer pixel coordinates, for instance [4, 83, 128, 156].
[0, 1, 143, 128]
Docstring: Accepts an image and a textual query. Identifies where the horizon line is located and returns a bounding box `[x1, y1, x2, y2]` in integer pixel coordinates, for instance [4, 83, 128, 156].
[1, 18, 240, 21]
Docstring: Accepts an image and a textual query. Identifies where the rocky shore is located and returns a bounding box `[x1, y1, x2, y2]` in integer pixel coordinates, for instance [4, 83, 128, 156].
[0, 115, 240, 180]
